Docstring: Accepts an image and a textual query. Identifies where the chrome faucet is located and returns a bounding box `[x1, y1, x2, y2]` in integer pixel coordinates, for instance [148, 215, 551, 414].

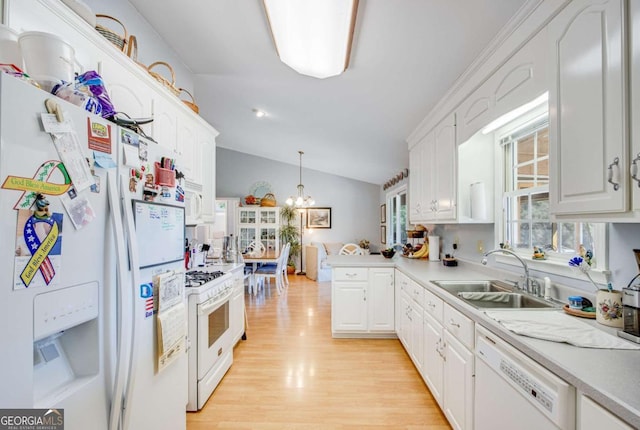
[482, 248, 540, 295]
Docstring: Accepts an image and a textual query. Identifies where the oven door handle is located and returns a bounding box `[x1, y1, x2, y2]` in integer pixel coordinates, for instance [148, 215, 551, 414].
[197, 287, 233, 315]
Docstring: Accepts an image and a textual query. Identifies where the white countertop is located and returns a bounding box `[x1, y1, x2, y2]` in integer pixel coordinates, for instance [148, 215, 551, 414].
[326, 254, 640, 428]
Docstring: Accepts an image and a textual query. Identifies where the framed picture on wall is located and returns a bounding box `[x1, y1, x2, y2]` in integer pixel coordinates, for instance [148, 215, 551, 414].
[307, 207, 331, 228]
[380, 204, 386, 223]
[380, 225, 386, 244]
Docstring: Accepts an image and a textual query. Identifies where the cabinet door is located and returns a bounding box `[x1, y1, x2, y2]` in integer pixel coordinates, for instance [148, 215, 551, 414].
[423, 312, 444, 408]
[631, 0, 640, 210]
[100, 58, 153, 138]
[200, 138, 216, 222]
[409, 304, 424, 374]
[409, 139, 427, 223]
[394, 269, 407, 338]
[578, 394, 632, 430]
[368, 268, 395, 332]
[434, 114, 457, 220]
[177, 112, 199, 184]
[399, 291, 411, 348]
[230, 278, 245, 344]
[152, 94, 178, 152]
[548, 0, 627, 215]
[332, 282, 367, 332]
[443, 331, 474, 430]
[259, 208, 280, 253]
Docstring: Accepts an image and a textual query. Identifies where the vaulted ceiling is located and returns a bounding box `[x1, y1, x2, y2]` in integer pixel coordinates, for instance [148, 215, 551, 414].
[128, 0, 528, 184]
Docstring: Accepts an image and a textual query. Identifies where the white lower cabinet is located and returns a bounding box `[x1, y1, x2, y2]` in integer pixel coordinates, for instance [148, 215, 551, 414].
[423, 311, 444, 407]
[443, 330, 474, 430]
[395, 271, 425, 373]
[230, 268, 245, 345]
[578, 394, 632, 430]
[395, 270, 409, 347]
[422, 301, 474, 430]
[394, 276, 474, 430]
[332, 267, 394, 337]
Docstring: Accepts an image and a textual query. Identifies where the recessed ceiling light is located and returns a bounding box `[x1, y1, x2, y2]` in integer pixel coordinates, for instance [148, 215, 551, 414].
[253, 109, 266, 118]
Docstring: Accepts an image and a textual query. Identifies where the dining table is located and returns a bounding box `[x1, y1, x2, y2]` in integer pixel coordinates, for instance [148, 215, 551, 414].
[242, 251, 280, 294]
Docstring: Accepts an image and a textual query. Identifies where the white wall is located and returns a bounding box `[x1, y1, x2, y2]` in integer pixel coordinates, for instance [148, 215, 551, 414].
[82, 0, 194, 92]
[217, 148, 381, 258]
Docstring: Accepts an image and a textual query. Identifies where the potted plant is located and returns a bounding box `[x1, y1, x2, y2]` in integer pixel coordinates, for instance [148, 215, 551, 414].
[280, 206, 301, 274]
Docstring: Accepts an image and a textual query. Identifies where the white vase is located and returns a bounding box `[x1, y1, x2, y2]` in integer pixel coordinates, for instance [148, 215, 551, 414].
[595, 289, 623, 328]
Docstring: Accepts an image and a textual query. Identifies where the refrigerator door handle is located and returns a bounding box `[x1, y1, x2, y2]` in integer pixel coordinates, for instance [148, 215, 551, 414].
[119, 175, 144, 430]
[107, 171, 133, 430]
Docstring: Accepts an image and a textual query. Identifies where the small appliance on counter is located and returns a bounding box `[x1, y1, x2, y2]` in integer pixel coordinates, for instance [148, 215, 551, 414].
[619, 284, 640, 344]
[619, 249, 640, 343]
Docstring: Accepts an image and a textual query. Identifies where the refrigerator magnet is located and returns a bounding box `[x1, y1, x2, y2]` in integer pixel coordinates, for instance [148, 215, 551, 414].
[14, 206, 64, 290]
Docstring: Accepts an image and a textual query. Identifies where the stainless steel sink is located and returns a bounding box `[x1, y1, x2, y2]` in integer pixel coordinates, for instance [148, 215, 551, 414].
[430, 280, 560, 309]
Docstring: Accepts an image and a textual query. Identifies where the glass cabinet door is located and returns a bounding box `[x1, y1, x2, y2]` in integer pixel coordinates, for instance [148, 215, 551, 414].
[238, 208, 258, 224]
[260, 208, 278, 224]
[260, 227, 278, 254]
[238, 227, 257, 253]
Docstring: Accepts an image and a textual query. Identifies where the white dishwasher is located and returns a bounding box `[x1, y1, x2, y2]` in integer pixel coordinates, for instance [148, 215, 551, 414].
[474, 326, 575, 430]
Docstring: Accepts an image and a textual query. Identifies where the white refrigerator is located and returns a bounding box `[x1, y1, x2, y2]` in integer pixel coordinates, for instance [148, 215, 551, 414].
[0, 74, 188, 430]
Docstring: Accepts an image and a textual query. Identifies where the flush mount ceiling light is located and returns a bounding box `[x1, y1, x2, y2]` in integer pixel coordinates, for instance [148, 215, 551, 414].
[262, 0, 359, 79]
[252, 108, 266, 118]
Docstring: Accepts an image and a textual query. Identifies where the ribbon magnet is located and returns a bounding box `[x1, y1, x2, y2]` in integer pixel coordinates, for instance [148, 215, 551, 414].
[18, 195, 63, 288]
[1, 160, 71, 210]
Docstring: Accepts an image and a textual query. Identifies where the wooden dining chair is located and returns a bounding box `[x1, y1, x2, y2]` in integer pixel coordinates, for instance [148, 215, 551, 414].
[246, 240, 266, 257]
[339, 243, 364, 255]
[254, 243, 290, 295]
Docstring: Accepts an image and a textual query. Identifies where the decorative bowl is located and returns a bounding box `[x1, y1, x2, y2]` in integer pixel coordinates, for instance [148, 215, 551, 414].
[381, 249, 395, 259]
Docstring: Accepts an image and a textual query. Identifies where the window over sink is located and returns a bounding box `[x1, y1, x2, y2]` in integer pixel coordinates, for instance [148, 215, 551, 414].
[494, 97, 608, 279]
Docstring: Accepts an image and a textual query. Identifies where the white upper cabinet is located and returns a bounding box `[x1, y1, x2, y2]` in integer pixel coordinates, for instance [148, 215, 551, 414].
[409, 134, 429, 222]
[6, 0, 218, 198]
[456, 29, 549, 144]
[99, 58, 153, 136]
[548, 0, 628, 216]
[631, 1, 640, 211]
[434, 116, 457, 221]
[409, 114, 457, 224]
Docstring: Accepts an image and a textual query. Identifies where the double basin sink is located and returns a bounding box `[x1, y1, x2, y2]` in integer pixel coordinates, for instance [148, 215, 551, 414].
[430, 280, 562, 309]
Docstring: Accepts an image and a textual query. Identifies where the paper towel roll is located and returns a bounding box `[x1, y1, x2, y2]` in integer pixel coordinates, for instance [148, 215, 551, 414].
[470, 181, 487, 220]
[428, 236, 440, 261]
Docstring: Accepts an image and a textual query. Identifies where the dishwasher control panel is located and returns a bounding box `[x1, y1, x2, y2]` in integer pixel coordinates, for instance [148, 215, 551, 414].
[498, 358, 555, 412]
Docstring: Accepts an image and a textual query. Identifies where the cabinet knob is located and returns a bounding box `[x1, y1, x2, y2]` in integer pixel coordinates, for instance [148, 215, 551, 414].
[607, 157, 621, 191]
[448, 318, 461, 328]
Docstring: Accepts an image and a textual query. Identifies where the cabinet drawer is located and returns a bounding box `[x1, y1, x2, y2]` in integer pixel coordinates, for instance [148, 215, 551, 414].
[395, 270, 411, 291]
[444, 304, 474, 349]
[408, 280, 425, 308]
[424, 289, 444, 322]
[333, 267, 368, 281]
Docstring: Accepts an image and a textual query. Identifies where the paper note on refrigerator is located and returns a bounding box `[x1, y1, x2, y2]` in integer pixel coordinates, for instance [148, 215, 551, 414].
[156, 303, 186, 373]
[153, 271, 184, 311]
[52, 132, 95, 192]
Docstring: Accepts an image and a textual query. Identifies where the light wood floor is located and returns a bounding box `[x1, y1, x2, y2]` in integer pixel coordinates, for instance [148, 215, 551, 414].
[187, 276, 450, 430]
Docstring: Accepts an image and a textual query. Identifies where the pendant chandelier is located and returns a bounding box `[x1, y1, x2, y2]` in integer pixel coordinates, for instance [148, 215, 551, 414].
[286, 151, 315, 207]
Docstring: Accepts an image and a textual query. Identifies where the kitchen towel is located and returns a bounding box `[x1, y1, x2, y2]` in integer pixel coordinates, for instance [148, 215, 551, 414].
[485, 310, 640, 350]
[459, 292, 511, 303]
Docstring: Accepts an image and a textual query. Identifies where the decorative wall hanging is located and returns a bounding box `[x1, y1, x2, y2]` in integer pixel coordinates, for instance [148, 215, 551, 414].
[383, 168, 409, 190]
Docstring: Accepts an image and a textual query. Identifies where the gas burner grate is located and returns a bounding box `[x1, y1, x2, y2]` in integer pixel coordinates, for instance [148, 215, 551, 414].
[185, 270, 225, 287]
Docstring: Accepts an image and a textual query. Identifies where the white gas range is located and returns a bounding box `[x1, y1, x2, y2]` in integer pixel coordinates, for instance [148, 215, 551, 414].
[185, 268, 235, 411]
